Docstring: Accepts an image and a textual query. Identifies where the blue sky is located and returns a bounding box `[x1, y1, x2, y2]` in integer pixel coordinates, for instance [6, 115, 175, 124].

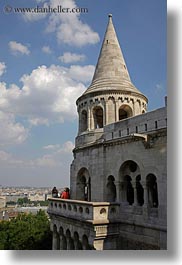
[0, 0, 166, 187]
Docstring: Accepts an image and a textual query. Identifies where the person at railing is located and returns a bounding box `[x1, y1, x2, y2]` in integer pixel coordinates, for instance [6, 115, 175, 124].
[52, 186, 58, 198]
[61, 187, 70, 199]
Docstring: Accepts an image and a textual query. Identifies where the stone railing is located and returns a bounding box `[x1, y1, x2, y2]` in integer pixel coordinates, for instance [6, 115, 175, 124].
[104, 107, 167, 141]
[75, 129, 104, 148]
[47, 198, 120, 224]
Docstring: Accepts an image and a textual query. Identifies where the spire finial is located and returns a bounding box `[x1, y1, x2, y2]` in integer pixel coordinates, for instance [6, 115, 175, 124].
[108, 14, 112, 18]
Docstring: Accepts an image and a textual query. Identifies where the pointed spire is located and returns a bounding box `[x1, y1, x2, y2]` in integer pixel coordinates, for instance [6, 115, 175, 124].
[92, 13, 131, 83]
[84, 14, 141, 95]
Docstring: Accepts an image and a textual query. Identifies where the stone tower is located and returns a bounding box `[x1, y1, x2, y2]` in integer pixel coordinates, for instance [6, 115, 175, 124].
[72, 14, 149, 202]
[76, 14, 148, 138]
[48, 14, 167, 250]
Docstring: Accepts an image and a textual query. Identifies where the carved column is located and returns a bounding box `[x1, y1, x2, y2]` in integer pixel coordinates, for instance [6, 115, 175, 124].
[88, 107, 91, 131]
[52, 231, 58, 250]
[78, 110, 81, 134]
[66, 236, 71, 250]
[142, 182, 148, 207]
[104, 100, 108, 125]
[133, 182, 138, 206]
[59, 235, 63, 250]
[120, 181, 128, 205]
[115, 99, 119, 122]
[90, 106, 94, 130]
[115, 181, 121, 202]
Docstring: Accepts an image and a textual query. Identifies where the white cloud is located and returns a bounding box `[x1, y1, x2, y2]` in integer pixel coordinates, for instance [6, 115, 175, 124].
[68, 65, 95, 83]
[0, 110, 28, 146]
[154, 83, 165, 95]
[9, 41, 30, 55]
[156, 83, 164, 91]
[35, 154, 58, 167]
[36, 0, 47, 2]
[22, 2, 48, 21]
[45, 0, 99, 47]
[0, 140, 74, 169]
[0, 62, 6, 77]
[42, 45, 52, 54]
[0, 64, 94, 127]
[32, 141, 74, 167]
[43, 142, 74, 152]
[0, 150, 11, 161]
[0, 150, 24, 166]
[57, 141, 74, 153]
[43, 144, 60, 150]
[59, 52, 86, 64]
[21, 0, 100, 47]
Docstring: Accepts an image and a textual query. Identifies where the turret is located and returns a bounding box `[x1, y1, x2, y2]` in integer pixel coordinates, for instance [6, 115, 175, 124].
[76, 14, 148, 140]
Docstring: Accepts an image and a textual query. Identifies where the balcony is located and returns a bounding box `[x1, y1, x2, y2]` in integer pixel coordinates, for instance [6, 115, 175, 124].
[47, 198, 120, 224]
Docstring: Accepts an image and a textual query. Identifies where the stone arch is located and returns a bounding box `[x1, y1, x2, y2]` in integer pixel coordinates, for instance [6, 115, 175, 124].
[116, 155, 145, 180]
[66, 229, 74, 250]
[53, 224, 57, 232]
[52, 224, 60, 250]
[76, 167, 91, 201]
[136, 175, 144, 206]
[79, 109, 88, 132]
[120, 160, 139, 176]
[124, 175, 134, 205]
[119, 160, 141, 205]
[59, 226, 64, 235]
[74, 232, 83, 250]
[118, 104, 133, 120]
[146, 174, 158, 208]
[93, 106, 103, 128]
[59, 226, 67, 250]
[82, 234, 90, 250]
[106, 175, 116, 202]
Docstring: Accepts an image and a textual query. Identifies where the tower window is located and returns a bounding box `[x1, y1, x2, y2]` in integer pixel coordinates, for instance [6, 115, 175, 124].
[106, 175, 116, 202]
[145, 124, 147, 131]
[155, 121, 158, 129]
[146, 174, 158, 208]
[80, 110, 87, 132]
[125, 175, 134, 205]
[119, 105, 132, 121]
[93, 106, 103, 129]
[136, 126, 138, 133]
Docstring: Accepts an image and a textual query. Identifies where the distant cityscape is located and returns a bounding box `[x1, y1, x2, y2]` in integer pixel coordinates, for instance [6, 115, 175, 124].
[0, 185, 63, 221]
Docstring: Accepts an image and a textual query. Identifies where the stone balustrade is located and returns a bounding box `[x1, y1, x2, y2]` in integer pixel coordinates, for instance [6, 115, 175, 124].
[48, 198, 120, 224]
[75, 129, 104, 148]
[104, 107, 167, 141]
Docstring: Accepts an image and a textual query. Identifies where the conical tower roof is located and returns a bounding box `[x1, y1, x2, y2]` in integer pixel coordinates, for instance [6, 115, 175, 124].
[83, 14, 143, 96]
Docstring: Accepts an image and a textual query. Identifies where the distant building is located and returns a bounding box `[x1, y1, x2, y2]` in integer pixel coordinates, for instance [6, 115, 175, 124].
[46, 194, 53, 200]
[0, 197, 6, 208]
[28, 194, 46, 201]
[48, 15, 167, 250]
[0, 210, 19, 221]
[5, 194, 27, 203]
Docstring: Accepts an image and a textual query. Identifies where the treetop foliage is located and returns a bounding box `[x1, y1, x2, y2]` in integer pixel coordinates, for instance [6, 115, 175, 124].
[0, 210, 52, 250]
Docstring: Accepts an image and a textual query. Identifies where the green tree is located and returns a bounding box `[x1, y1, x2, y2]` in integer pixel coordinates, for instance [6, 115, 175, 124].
[0, 210, 52, 250]
[17, 197, 30, 205]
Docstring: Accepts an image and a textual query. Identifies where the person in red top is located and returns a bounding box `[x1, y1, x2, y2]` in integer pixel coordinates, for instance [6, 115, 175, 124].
[61, 187, 70, 199]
